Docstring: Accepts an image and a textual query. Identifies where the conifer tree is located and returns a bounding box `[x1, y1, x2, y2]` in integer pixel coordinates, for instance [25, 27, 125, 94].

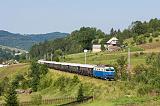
[5, 84, 18, 106]
[77, 84, 84, 102]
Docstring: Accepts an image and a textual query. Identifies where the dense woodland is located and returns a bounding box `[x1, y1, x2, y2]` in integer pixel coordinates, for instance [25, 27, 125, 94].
[0, 48, 14, 63]
[29, 18, 160, 59]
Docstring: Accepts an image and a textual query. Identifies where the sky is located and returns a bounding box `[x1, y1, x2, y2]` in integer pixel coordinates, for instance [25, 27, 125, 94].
[0, 0, 160, 34]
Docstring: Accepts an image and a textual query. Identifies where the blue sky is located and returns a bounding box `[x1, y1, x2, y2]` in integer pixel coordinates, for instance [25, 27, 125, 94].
[0, 0, 160, 34]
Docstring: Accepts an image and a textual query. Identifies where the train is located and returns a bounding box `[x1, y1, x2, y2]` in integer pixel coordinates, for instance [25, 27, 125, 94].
[38, 60, 115, 80]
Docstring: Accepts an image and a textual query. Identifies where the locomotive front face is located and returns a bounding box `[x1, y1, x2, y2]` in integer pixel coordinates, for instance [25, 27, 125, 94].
[104, 67, 115, 79]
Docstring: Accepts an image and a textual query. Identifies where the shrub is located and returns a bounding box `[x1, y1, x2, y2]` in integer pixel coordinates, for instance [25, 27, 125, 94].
[144, 33, 150, 38]
[134, 52, 139, 57]
[77, 84, 84, 102]
[132, 64, 148, 83]
[149, 76, 160, 89]
[53, 56, 59, 62]
[140, 51, 144, 55]
[149, 37, 153, 43]
[152, 31, 159, 37]
[135, 35, 146, 45]
[38, 76, 52, 90]
[145, 53, 156, 65]
[54, 76, 66, 91]
[155, 39, 159, 42]
[72, 75, 80, 84]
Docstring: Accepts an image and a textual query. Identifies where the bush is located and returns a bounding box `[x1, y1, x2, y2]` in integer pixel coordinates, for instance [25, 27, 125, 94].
[72, 75, 80, 84]
[134, 52, 139, 57]
[144, 33, 150, 38]
[135, 35, 146, 45]
[132, 64, 148, 83]
[149, 76, 160, 89]
[152, 31, 159, 37]
[54, 76, 66, 91]
[145, 53, 156, 65]
[38, 76, 52, 90]
[77, 84, 84, 102]
[149, 37, 153, 43]
[155, 39, 159, 42]
[140, 51, 144, 55]
[53, 56, 59, 62]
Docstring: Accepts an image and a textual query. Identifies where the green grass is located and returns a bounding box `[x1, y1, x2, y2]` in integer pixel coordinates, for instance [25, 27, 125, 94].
[0, 63, 29, 80]
[61, 52, 146, 68]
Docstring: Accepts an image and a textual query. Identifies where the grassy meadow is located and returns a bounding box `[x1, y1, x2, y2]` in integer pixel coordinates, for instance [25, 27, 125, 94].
[61, 51, 146, 69]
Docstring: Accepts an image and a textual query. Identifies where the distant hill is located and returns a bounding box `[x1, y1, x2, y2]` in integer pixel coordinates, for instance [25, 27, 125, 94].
[0, 30, 68, 50]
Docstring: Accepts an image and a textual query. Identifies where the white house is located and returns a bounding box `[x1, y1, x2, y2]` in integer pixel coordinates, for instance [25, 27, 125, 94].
[106, 37, 119, 46]
[106, 37, 120, 51]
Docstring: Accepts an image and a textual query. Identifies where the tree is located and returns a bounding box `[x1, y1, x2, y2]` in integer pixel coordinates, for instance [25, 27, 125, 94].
[149, 37, 153, 43]
[77, 84, 84, 102]
[116, 56, 127, 80]
[131, 21, 147, 35]
[110, 28, 115, 36]
[4, 84, 18, 106]
[29, 61, 44, 92]
[0, 77, 9, 96]
[100, 44, 106, 51]
[39, 64, 48, 76]
[54, 49, 63, 57]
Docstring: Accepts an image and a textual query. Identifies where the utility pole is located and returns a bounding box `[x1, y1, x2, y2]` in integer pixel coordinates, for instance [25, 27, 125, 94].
[44, 54, 46, 60]
[128, 48, 131, 80]
[51, 53, 53, 61]
[84, 49, 88, 64]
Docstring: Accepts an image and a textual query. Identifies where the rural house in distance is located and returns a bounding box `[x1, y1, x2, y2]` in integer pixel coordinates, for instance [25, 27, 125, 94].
[92, 37, 120, 52]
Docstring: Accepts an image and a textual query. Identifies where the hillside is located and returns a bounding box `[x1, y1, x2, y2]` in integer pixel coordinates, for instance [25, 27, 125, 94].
[29, 18, 160, 59]
[0, 30, 68, 50]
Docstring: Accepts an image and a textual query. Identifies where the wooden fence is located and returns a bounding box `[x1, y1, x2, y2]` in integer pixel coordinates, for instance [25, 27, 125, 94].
[0, 96, 93, 106]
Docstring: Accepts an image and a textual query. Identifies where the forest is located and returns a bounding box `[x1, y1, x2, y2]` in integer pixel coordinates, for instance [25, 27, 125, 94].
[0, 48, 14, 63]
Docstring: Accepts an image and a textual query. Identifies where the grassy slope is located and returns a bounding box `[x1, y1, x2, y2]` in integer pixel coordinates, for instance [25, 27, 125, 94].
[124, 35, 160, 52]
[0, 63, 29, 80]
[61, 52, 146, 69]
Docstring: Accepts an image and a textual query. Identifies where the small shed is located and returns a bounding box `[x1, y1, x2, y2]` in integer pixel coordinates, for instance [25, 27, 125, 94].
[92, 44, 101, 52]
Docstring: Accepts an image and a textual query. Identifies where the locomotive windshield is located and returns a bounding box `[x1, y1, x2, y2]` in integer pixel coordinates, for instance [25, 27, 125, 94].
[106, 68, 115, 71]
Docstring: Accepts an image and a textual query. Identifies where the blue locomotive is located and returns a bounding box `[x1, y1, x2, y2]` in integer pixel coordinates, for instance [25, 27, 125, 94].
[38, 60, 115, 80]
[93, 66, 115, 79]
